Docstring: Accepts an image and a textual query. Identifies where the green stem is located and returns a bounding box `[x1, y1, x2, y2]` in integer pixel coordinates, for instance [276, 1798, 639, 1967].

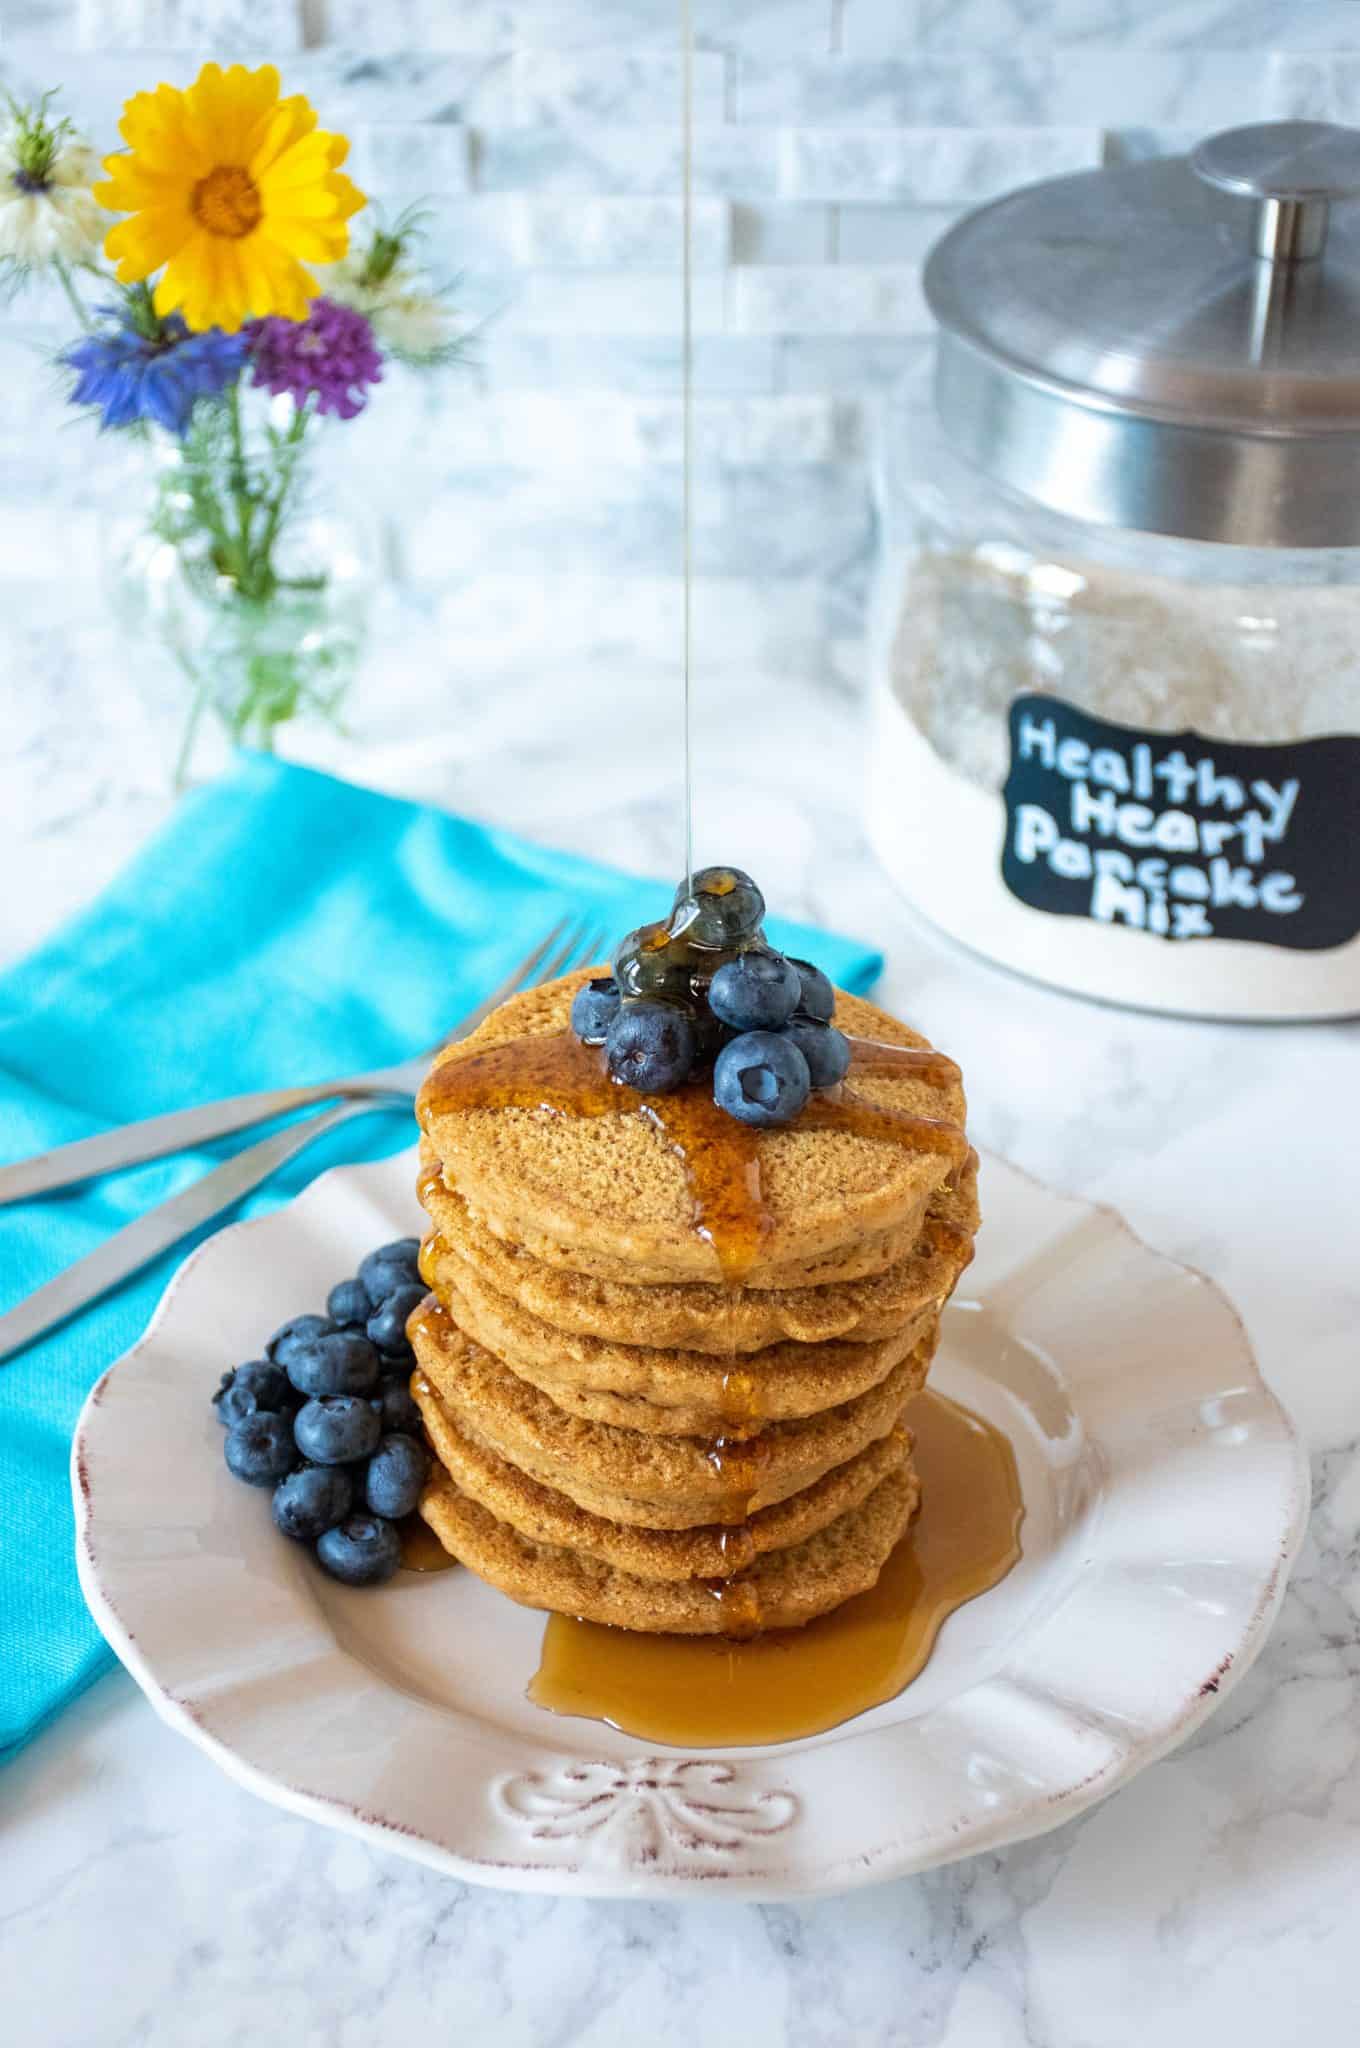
[51, 254, 92, 332]
[227, 380, 253, 571]
[171, 648, 212, 792]
[252, 401, 311, 592]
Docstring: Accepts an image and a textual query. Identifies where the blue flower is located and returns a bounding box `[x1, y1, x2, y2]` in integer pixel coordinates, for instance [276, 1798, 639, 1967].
[62, 305, 247, 435]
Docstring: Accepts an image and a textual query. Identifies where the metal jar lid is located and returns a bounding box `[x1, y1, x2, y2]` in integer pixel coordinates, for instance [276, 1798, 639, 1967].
[923, 121, 1360, 547]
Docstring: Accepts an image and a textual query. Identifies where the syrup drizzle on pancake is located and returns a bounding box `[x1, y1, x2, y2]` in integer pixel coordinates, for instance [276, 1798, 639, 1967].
[420, 1029, 967, 1287]
[414, 1022, 980, 1659]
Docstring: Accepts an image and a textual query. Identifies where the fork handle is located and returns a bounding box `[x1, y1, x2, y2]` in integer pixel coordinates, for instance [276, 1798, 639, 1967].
[0, 1096, 405, 1365]
[0, 1077, 383, 1208]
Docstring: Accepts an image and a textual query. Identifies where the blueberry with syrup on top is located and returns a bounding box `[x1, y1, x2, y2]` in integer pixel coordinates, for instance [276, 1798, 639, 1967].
[326, 1276, 373, 1328]
[271, 1463, 355, 1543]
[358, 1239, 421, 1303]
[367, 1281, 427, 1359]
[612, 924, 696, 1008]
[708, 949, 801, 1033]
[316, 1514, 403, 1587]
[714, 1030, 811, 1129]
[371, 1375, 423, 1436]
[784, 1016, 852, 1090]
[364, 1433, 431, 1520]
[293, 1394, 383, 1467]
[570, 975, 622, 1045]
[281, 1326, 381, 1399]
[223, 1412, 297, 1488]
[789, 958, 835, 1024]
[669, 866, 765, 949]
[605, 1000, 697, 1094]
[212, 1358, 293, 1428]
[267, 1313, 335, 1365]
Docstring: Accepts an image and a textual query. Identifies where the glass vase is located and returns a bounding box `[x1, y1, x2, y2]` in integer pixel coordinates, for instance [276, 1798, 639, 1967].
[107, 424, 372, 788]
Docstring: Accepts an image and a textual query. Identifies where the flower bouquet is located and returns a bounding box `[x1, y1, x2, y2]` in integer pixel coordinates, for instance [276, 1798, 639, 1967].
[2, 65, 466, 785]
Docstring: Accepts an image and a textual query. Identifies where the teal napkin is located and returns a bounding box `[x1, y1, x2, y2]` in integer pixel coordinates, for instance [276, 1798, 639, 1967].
[0, 754, 882, 1762]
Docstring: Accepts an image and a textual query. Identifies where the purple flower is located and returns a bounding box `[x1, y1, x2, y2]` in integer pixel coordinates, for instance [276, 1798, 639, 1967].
[62, 306, 247, 436]
[247, 297, 383, 421]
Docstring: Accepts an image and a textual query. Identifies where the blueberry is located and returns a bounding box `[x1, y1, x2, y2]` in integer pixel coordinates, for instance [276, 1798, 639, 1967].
[213, 1358, 293, 1428]
[267, 1313, 336, 1364]
[316, 1514, 402, 1587]
[272, 1463, 354, 1543]
[224, 1412, 296, 1488]
[365, 1433, 431, 1520]
[367, 1282, 427, 1359]
[714, 1031, 811, 1129]
[613, 924, 696, 1007]
[789, 958, 835, 1024]
[605, 1000, 697, 1093]
[371, 1377, 423, 1435]
[358, 1239, 421, 1304]
[670, 867, 765, 949]
[570, 975, 622, 1045]
[327, 1276, 373, 1328]
[784, 1017, 852, 1090]
[293, 1394, 382, 1466]
[283, 1327, 381, 1399]
[709, 950, 801, 1033]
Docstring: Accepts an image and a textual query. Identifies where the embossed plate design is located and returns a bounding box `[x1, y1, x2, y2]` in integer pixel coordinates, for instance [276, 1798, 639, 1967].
[73, 1146, 1307, 1900]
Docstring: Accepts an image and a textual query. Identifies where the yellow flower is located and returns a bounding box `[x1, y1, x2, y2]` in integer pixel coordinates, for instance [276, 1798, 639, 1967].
[94, 62, 365, 333]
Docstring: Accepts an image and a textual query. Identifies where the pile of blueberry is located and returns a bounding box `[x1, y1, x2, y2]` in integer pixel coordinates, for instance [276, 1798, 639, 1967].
[213, 1239, 431, 1586]
[571, 866, 851, 1128]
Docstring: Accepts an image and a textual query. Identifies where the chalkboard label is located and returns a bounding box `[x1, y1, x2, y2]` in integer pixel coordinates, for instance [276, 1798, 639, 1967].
[1000, 696, 1360, 951]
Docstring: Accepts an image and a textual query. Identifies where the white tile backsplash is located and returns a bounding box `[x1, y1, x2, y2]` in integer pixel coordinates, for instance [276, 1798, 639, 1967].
[6, 0, 1326, 646]
[75, 0, 300, 46]
[508, 47, 727, 124]
[782, 125, 1102, 202]
[1265, 50, 1360, 120]
[733, 263, 930, 334]
[347, 121, 473, 196]
[507, 195, 730, 267]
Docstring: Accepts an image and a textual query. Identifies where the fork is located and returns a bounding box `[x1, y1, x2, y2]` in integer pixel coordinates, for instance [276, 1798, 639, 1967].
[0, 919, 608, 1364]
[0, 916, 603, 1207]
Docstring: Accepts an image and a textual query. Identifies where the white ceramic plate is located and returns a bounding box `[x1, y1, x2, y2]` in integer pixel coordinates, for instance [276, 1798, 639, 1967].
[73, 1146, 1307, 1900]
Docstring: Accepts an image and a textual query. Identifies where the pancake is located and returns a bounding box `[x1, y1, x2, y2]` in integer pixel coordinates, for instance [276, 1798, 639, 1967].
[418, 1145, 979, 1352]
[420, 1245, 940, 1436]
[416, 973, 969, 1285]
[410, 1304, 929, 1528]
[414, 1368, 912, 1582]
[417, 1459, 921, 1635]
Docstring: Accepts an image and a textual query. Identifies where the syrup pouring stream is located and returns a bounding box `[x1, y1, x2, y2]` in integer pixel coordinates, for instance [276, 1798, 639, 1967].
[681, 0, 694, 890]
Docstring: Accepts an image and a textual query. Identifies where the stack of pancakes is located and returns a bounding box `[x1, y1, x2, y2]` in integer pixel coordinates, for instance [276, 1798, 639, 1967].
[408, 972, 978, 1636]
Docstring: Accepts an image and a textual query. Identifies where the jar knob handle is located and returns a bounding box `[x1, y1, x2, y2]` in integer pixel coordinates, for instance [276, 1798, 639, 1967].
[1192, 119, 1360, 264]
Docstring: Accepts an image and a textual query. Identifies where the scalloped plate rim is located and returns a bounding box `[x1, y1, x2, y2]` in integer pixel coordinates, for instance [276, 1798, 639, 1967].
[71, 1144, 1309, 1901]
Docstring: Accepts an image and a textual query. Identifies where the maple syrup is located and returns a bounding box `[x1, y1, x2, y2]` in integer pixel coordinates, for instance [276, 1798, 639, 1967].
[528, 1390, 1022, 1745]
[397, 1515, 459, 1573]
[420, 1029, 966, 1284]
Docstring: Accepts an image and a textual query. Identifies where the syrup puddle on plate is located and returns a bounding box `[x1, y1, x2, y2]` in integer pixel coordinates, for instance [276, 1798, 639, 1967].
[528, 1389, 1023, 1747]
[398, 1517, 459, 1573]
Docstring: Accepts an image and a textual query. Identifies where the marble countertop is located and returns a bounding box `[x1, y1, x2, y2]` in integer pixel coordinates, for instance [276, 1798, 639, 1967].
[3, 614, 1358, 2048]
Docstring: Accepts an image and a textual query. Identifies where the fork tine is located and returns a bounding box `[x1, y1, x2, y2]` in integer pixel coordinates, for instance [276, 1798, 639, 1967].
[432, 916, 571, 1052]
[435, 915, 612, 1060]
[567, 926, 613, 979]
[538, 917, 594, 985]
[479, 916, 571, 1009]
[579, 929, 611, 974]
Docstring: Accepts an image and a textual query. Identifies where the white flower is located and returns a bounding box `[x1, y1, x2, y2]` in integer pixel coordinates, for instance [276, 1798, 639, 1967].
[324, 251, 464, 367]
[0, 122, 104, 272]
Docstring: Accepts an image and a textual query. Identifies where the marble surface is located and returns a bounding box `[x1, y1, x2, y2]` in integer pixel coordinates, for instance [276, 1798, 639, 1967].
[2, 601, 1358, 2045]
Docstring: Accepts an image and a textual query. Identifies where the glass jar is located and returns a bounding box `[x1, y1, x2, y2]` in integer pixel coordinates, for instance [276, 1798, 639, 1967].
[104, 421, 372, 788]
[868, 122, 1360, 1020]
